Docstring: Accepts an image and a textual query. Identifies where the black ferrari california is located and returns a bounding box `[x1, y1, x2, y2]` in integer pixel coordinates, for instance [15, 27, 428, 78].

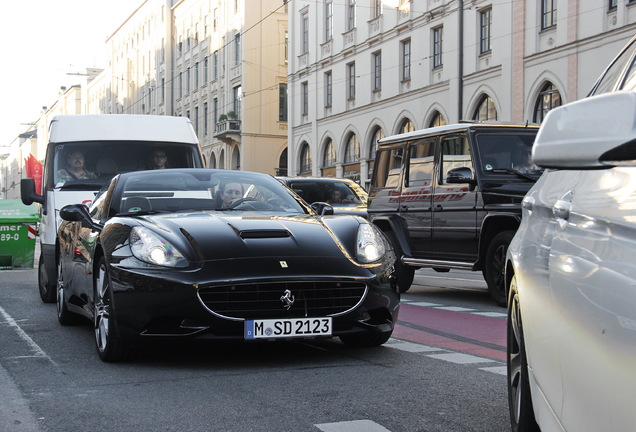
[57, 169, 399, 362]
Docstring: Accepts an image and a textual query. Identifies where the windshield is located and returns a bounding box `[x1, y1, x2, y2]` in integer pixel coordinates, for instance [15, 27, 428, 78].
[51, 141, 202, 189]
[114, 170, 307, 215]
[286, 179, 368, 206]
[475, 132, 542, 177]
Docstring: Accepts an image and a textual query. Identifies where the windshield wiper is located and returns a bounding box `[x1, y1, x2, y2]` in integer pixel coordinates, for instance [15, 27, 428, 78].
[115, 210, 167, 217]
[488, 168, 540, 181]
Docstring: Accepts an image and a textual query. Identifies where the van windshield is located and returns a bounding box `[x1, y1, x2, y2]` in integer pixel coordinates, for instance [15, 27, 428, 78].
[51, 141, 203, 189]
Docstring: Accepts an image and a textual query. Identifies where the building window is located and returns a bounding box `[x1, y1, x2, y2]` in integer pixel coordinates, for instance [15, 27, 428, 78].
[347, 0, 357, 31]
[233, 86, 242, 117]
[279, 83, 288, 122]
[161, 78, 165, 103]
[534, 83, 562, 123]
[480, 8, 492, 54]
[204, 57, 208, 82]
[373, 0, 382, 18]
[347, 62, 356, 100]
[178, 72, 183, 98]
[234, 33, 241, 65]
[399, 119, 415, 134]
[373, 52, 382, 91]
[186, 68, 191, 93]
[325, 71, 333, 107]
[300, 142, 312, 174]
[325, 1, 333, 42]
[429, 111, 447, 128]
[401, 39, 411, 81]
[323, 139, 336, 167]
[433, 27, 443, 68]
[301, 81, 309, 115]
[474, 94, 498, 121]
[302, 14, 309, 54]
[542, 0, 556, 30]
[194, 106, 199, 136]
[213, 8, 218, 31]
[195, 62, 199, 88]
[609, 0, 617, 10]
[213, 98, 218, 122]
[204, 103, 208, 135]
[344, 134, 360, 164]
[213, 51, 219, 79]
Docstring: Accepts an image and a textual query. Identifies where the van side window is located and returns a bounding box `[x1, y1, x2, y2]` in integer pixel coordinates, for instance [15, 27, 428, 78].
[372, 148, 403, 189]
[440, 136, 471, 183]
[408, 140, 435, 187]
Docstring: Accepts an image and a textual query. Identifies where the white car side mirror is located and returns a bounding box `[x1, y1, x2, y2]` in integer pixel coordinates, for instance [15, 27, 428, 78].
[533, 91, 636, 169]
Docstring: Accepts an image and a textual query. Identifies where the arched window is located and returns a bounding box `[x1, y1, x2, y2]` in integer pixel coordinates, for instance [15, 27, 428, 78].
[299, 142, 312, 174]
[322, 139, 336, 167]
[399, 118, 415, 134]
[429, 111, 447, 128]
[343, 133, 361, 180]
[209, 153, 217, 169]
[344, 133, 360, 164]
[277, 148, 288, 176]
[474, 95, 497, 121]
[321, 139, 336, 177]
[231, 146, 240, 170]
[534, 82, 562, 123]
[219, 149, 225, 169]
[367, 126, 384, 178]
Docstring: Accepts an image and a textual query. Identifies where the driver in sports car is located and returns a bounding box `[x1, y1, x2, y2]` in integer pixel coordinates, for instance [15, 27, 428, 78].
[218, 182, 245, 208]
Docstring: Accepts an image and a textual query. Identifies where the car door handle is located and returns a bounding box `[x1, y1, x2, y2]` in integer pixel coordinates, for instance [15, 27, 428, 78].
[434, 205, 443, 212]
[553, 200, 571, 220]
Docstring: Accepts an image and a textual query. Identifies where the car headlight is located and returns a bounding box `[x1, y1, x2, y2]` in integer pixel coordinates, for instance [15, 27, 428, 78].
[129, 226, 187, 267]
[356, 223, 386, 263]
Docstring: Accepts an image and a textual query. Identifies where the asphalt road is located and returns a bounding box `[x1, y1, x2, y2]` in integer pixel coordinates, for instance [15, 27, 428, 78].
[0, 266, 510, 432]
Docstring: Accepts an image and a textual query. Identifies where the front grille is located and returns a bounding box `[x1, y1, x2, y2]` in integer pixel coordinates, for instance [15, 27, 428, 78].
[198, 281, 367, 319]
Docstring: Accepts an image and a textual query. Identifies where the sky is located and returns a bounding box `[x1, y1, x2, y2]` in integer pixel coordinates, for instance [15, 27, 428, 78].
[0, 0, 140, 147]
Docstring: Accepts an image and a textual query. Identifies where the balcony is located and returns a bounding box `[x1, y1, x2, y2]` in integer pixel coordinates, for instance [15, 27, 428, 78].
[214, 119, 241, 142]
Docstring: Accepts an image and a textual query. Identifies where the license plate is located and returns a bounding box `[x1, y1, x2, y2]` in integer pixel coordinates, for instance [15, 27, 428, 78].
[245, 317, 332, 339]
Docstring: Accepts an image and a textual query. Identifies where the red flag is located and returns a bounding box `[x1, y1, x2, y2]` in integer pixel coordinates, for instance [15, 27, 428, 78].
[24, 154, 43, 195]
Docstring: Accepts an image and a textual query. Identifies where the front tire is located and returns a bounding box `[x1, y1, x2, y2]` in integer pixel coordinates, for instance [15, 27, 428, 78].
[38, 255, 56, 303]
[94, 257, 131, 362]
[507, 275, 540, 432]
[56, 260, 80, 325]
[483, 230, 514, 306]
[384, 230, 415, 293]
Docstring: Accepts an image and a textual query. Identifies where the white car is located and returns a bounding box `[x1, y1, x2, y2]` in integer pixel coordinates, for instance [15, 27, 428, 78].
[505, 36, 636, 431]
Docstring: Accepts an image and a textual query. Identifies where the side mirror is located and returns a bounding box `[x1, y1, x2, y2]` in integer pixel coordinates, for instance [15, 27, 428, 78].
[446, 167, 475, 184]
[311, 202, 334, 216]
[59, 204, 96, 228]
[534, 91, 636, 169]
[21, 178, 44, 206]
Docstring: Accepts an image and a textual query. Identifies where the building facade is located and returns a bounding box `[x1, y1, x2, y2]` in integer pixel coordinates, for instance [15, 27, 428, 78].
[287, 0, 636, 186]
[92, 0, 289, 175]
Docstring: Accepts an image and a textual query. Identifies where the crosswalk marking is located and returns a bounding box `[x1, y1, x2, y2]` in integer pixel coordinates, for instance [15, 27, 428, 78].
[433, 306, 476, 312]
[315, 419, 391, 432]
[480, 366, 507, 375]
[427, 352, 496, 364]
[386, 340, 444, 353]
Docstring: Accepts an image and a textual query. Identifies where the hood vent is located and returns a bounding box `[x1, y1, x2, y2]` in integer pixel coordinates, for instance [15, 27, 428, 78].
[238, 229, 291, 239]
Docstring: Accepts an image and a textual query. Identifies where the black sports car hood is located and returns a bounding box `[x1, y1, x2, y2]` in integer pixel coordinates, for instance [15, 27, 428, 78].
[137, 212, 363, 264]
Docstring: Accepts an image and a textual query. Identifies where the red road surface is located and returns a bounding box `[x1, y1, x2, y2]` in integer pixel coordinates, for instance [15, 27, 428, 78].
[394, 304, 506, 362]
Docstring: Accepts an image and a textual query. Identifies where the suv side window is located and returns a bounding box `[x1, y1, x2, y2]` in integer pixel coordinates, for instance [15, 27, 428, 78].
[372, 147, 404, 189]
[407, 140, 436, 187]
[440, 135, 472, 183]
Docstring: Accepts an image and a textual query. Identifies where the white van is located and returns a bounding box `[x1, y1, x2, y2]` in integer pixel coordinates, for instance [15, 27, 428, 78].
[21, 114, 205, 303]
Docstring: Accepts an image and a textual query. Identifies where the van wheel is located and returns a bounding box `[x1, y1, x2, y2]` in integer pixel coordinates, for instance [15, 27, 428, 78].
[384, 230, 415, 293]
[38, 255, 56, 303]
[483, 230, 514, 307]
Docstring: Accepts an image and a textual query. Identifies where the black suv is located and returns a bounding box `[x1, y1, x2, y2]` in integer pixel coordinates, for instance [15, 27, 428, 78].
[367, 123, 541, 305]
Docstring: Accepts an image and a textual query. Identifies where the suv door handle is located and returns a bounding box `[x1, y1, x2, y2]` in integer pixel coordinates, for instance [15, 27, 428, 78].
[434, 205, 443, 211]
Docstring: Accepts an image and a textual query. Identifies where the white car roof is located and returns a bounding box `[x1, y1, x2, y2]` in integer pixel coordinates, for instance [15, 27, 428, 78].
[48, 114, 199, 144]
